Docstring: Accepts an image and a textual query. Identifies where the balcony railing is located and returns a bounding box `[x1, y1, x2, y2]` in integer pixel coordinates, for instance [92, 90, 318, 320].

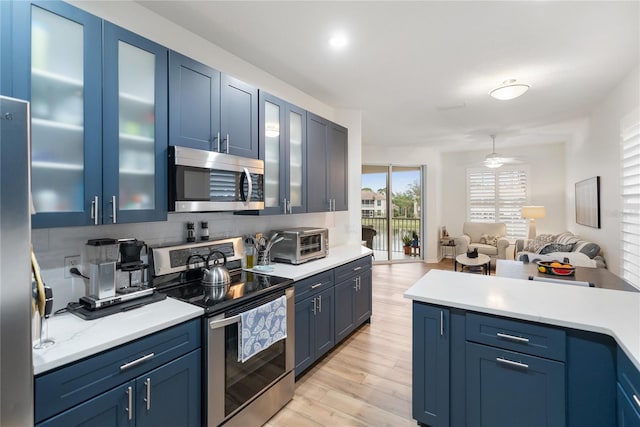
[362, 217, 421, 253]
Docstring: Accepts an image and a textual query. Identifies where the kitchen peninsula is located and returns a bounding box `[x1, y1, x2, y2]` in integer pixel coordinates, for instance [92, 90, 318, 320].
[405, 270, 640, 427]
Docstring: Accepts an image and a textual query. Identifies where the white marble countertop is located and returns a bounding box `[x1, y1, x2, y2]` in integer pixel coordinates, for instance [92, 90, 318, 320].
[32, 297, 203, 375]
[404, 269, 640, 370]
[244, 244, 373, 281]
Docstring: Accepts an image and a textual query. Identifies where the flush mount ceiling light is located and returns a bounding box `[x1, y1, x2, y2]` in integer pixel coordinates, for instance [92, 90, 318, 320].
[489, 79, 530, 100]
[329, 33, 348, 49]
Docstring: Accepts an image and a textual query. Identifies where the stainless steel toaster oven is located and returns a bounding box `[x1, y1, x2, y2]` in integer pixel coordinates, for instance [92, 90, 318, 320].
[270, 227, 328, 264]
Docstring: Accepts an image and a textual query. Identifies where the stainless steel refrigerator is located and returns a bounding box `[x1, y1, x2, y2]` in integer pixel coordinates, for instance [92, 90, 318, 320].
[0, 96, 33, 426]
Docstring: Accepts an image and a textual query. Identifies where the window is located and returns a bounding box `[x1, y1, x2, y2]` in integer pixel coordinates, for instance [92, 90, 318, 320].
[621, 110, 640, 287]
[467, 167, 529, 240]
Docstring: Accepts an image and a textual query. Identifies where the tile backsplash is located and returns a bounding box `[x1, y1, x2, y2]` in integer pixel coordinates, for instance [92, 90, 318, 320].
[34, 211, 349, 312]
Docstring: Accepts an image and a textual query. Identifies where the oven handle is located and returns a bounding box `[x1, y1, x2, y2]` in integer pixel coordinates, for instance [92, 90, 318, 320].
[209, 314, 241, 330]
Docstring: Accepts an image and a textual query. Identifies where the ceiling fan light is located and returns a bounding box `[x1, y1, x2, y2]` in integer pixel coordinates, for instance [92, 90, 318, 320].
[484, 152, 504, 168]
[489, 79, 530, 100]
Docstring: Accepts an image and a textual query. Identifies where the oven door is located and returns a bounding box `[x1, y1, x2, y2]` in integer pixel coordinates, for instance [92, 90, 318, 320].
[206, 287, 294, 426]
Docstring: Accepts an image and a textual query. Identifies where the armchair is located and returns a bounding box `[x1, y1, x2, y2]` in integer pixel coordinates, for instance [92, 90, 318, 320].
[455, 222, 509, 265]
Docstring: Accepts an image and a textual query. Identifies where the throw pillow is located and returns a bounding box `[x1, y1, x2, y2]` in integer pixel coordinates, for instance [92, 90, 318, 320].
[523, 234, 555, 253]
[480, 233, 498, 247]
[555, 232, 580, 248]
[538, 242, 575, 255]
[573, 240, 601, 259]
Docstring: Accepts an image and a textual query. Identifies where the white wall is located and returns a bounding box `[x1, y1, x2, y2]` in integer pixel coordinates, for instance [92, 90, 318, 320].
[34, 1, 363, 311]
[565, 66, 640, 276]
[440, 142, 567, 240]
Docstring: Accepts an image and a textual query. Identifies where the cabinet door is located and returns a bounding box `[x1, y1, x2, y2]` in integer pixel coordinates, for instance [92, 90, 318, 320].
[13, 0, 102, 228]
[334, 277, 356, 343]
[306, 113, 329, 212]
[136, 350, 201, 427]
[220, 74, 258, 158]
[37, 382, 134, 427]
[286, 103, 307, 214]
[259, 91, 287, 215]
[102, 23, 167, 224]
[465, 341, 565, 427]
[168, 51, 220, 151]
[0, 1, 10, 96]
[618, 384, 640, 427]
[355, 268, 372, 326]
[328, 122, 348, 211]
[295, 296, 315, 376]
[412, 303, 449, 427]
[314, 287, 335, 360]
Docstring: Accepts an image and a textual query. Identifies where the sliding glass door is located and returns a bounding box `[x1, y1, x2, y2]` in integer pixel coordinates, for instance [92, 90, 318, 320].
[361, 164, 422, 262]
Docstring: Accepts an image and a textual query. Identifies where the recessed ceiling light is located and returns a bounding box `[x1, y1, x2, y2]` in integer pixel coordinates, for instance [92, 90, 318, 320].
[489, 79, 530, 100]
[329, 34, 348, 49]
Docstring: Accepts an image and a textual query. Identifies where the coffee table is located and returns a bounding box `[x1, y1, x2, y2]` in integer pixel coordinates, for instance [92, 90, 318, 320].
[455, 253, 491, 275]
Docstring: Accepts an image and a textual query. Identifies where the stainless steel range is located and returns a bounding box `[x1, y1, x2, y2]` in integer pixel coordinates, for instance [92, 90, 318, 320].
[149, 237, 294, 426]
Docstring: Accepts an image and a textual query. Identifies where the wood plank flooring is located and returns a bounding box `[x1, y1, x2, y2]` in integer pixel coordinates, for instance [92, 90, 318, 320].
[267, 260, 453, 427]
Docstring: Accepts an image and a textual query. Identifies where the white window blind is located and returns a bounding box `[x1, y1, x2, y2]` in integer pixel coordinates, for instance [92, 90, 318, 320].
[621, 112, 640, 287]
[467, 167, 529, 240]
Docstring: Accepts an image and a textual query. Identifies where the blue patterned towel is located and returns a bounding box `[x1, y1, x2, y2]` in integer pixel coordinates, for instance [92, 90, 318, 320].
[238, 295, 287, 362]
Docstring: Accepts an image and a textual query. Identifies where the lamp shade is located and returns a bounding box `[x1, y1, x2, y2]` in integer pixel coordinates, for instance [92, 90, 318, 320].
[521, 205, 546, 219]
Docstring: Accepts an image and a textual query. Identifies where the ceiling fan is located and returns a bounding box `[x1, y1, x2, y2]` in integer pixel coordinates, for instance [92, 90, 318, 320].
[483, 135, 521, 168]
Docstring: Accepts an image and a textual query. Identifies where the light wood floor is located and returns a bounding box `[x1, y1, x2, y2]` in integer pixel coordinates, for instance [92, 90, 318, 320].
[267, 260, 453, 427]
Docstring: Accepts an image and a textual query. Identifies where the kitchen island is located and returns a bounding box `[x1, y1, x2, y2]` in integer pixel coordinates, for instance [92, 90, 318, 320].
[405, 269, 640, 427]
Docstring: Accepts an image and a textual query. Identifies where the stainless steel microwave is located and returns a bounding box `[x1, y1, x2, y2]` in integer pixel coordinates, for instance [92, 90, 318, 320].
[168, 146, 264, 212]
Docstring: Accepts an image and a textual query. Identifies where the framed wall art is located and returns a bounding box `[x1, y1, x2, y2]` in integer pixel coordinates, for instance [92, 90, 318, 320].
[575, 176, 601, 228]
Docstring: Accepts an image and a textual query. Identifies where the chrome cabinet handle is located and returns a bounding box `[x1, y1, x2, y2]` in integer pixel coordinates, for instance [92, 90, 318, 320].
[110, 195, 117, 224]
[634, 394, 640, 410]
[126, 386, 133, 420]
[283, 198, 288, 214]
[144, 378, 151, 411]
[497, 332, 530, 344]
[215, 132, 221, 152]
[310, 283, 323, 289]
[440, 311, 444, 336]
[318, 294, 322, 313]
[353, 277, 358, 290]
[496, 357, 529, 369]
[312, 297, 317, 315]
[91, 196, 99, 225]
[225, 133, 230, 153]
[287, 199, 292, 214]
[120, 352, 155, 371]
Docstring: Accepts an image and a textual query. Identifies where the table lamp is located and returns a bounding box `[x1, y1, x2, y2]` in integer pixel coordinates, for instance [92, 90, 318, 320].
[521, 206, 545, 239]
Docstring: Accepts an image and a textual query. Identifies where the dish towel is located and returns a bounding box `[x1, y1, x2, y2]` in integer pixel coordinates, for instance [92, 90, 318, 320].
[238, 295, 287, 363]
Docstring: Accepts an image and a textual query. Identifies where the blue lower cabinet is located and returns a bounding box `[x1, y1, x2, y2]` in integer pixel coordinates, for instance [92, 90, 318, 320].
[465, 342, 565, 427]
[412, 303, 449, 427]
[618, 384, 640, 427]
[294, 287, 334, 376]
[38, 350, 200, 427]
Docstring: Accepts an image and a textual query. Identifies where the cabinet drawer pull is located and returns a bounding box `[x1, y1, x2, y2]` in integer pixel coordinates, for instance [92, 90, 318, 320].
[496, 332, 530, 344]
[353, 266, 362, 272]
[120, 352, 155, 371]
[310, 283, 323, 289]
[126, 386, 133, 420]
[633, 394, 640, 410]
[145, 378, 151, 411]
[496, 357, 529, 369]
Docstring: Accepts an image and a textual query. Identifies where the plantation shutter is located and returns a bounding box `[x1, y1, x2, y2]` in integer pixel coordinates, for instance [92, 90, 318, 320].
[467, 167, 529, 240]
[620, 110, 640, 287]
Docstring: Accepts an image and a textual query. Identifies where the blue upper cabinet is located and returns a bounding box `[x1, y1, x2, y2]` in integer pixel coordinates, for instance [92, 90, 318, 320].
[12, 0, 103, 228]
[11, 1, 168, 227]
[168, 51, 220, 151]
[102, 22, 168, 224]
[1, 1, 11, 96]
[220, 74, 258, 158]
[168, 52, 258, 158]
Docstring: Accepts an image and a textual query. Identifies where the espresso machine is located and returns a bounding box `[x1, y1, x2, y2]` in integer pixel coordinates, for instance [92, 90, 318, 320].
[80, 238, 153, 309]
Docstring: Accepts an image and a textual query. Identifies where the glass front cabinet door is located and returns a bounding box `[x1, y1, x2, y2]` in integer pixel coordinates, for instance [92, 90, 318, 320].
[257, 92, 306, 215]
[12, 1, 166, 228]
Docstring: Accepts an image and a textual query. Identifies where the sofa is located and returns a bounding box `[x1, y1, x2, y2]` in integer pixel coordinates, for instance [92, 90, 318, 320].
[514, 231, 606, 268]
[454, 222, 510, 265]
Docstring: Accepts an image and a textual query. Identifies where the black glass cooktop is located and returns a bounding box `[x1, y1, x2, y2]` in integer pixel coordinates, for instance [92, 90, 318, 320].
[157, 270, 292, 316]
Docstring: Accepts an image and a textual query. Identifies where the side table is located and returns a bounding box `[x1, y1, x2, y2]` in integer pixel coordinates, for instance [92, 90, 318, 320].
[455, 253, 491, 275]
[440, 240, 456, 266]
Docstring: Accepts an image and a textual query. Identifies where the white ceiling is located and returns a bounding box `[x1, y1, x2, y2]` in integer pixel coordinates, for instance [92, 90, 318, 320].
[137, 1, 639, 153]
